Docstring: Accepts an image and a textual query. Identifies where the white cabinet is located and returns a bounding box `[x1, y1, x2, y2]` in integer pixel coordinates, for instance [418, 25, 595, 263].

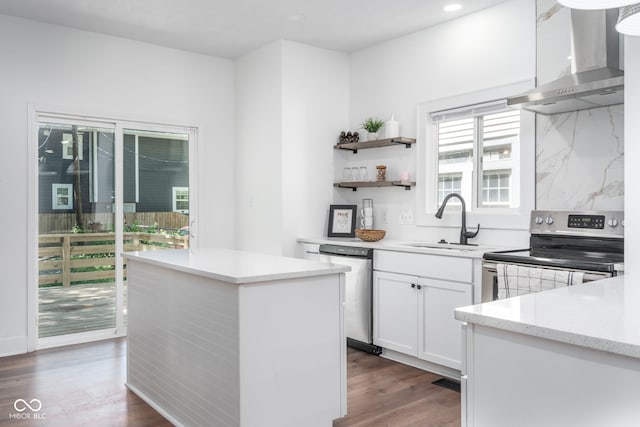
[418, 277, 472, 369]
[373, 271, 418, 354]
[373, 250, 473, 370]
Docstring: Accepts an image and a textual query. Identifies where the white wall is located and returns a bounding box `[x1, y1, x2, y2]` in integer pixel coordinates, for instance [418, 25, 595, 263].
[281, 42, 349, 256]
[235, 42, 284, 255]
[0, 14, 235, 356]
[342, 0, 535, 247]
[624, 36, 640, 277]
[235, 41, 349, 256]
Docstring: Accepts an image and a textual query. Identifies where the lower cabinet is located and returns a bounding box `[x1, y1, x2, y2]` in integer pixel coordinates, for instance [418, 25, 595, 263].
[373, 270, 472, 370]
[373, 271, 419, 355]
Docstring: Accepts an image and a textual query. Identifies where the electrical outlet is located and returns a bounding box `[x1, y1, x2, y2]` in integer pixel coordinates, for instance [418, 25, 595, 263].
[380, 208, 388, 225]
[399, 210, 414, 225]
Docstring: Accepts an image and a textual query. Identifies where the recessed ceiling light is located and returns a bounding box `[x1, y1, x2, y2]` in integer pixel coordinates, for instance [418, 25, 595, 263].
[443, 4, 463, 12]
[287, 14, 305, 22]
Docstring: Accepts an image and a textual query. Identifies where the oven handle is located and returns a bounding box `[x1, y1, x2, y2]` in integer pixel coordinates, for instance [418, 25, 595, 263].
[482, 261, 611, 282]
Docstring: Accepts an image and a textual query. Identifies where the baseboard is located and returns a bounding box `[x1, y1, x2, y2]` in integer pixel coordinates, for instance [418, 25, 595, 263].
[380, 348, 460, 380]
[126, 383, 184, 427]
[37, 330, 124, 350]
[0, 336, 28, 358]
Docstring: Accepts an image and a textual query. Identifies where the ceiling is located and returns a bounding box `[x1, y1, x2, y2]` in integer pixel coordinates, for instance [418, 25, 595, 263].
[0, 0, 508, 59]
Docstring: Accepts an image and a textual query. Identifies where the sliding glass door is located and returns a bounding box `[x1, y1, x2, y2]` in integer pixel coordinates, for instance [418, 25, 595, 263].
[34, 113, 194, 348]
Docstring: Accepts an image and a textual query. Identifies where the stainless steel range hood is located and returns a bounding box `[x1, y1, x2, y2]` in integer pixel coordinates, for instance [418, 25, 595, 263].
[507, 9, 623, 115]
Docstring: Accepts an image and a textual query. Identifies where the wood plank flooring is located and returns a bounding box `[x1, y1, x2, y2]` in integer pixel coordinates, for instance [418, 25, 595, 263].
[0, 340, 460, 427]
[0, 338, 170, 427]
[334, 348, 460, 427]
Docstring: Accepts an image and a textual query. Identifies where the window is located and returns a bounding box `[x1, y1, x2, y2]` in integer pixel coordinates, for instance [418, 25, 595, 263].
[172, 187, 189, 213]
[482, 171, 511, 206]
[52, 183, 73, 210]
[433, 102, 520, 211]
[61, 133, 83, 160]
[438, 173, 462, 204]
[416, 80, 535, 229]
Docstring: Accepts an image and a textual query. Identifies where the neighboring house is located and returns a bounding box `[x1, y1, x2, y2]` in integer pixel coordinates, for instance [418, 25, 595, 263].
[38, 126, 189, 216]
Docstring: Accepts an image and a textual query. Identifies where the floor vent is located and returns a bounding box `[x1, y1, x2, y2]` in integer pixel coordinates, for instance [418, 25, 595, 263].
[432, 378, 461, 393]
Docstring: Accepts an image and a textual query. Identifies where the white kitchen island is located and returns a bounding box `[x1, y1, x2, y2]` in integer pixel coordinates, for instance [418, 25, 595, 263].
[455, 276, 640, 427]
[123, 248, 350, 427]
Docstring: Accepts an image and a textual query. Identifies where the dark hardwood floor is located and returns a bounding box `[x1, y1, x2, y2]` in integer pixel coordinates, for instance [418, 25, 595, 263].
[0, 339, 460, 427]
[334, 348, 460, 427]
[0, 338, 170, 427]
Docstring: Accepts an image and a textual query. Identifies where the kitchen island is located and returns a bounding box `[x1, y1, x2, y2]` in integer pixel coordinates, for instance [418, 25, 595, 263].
[455, 276, 640, 427]
[123, 248, 350, 427]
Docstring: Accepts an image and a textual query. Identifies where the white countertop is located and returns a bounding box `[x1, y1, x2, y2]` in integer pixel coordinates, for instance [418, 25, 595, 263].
[297, 237, 511, 259]
[123, 247, 350, 284]
[455, 276, 640, 359]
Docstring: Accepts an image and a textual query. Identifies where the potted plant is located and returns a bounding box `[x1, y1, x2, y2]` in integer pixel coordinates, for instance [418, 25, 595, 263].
[361, 117, 385, 141]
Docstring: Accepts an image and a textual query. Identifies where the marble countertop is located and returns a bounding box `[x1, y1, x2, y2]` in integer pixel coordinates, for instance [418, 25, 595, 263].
[297, 237, 512, 259]
[123, 247, 350, 284]
[455, 276, 640, 359]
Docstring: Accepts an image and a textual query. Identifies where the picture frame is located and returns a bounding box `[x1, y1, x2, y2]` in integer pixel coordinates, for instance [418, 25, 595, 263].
[328, 204, 357, 238]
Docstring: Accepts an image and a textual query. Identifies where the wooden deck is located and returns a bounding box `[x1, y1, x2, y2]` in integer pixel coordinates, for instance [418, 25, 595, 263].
[38, 282, 127, 338]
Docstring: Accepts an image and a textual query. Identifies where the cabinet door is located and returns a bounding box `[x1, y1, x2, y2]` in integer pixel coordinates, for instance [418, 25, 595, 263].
[373, 271, 418, 356]
[418, 278, 472, 369]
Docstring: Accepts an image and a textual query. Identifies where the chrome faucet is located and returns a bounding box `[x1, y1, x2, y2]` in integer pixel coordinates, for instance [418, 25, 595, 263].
[435, 193, 480, 245]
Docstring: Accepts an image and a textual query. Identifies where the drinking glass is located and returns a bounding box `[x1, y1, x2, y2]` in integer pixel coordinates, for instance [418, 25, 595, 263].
[359, 166, 368, 181]
[351, 167, 359, 182]
[343, 167, 351, 182]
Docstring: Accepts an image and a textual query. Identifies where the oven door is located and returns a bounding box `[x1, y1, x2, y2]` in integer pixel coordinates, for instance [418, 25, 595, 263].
[481, 260, 614, 302]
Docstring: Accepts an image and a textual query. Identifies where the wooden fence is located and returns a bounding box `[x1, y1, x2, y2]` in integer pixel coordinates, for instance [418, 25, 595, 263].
[38, 232, 189, 287]
[39, 212, 189, 234]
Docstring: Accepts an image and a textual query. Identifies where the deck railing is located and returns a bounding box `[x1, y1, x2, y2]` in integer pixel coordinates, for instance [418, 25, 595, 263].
[38, 232, 189, 287]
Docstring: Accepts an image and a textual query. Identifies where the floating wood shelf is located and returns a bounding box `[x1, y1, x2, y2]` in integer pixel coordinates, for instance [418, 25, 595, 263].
[334, 181, 416, 192]
[334, 137, 416, 154]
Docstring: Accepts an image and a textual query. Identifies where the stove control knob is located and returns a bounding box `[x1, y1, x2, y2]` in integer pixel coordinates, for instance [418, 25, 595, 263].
[608, 218, 619, 228]
[535, 215, 544, 225]
[545, 216, 554, 225]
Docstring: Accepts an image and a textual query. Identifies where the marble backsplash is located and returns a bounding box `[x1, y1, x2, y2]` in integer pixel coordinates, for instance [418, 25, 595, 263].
[535, 1, 624, 211]
[536, 105, 624, 210]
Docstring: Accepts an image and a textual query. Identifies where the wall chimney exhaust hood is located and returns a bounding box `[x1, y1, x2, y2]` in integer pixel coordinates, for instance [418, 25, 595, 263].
[507, 9, 623, 115]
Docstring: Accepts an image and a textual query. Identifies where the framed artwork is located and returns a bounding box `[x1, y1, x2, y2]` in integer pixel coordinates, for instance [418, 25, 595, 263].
[328, 205, 357, 238]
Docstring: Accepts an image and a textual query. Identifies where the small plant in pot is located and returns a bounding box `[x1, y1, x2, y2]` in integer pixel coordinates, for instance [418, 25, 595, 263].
[361, 117, 385, 141]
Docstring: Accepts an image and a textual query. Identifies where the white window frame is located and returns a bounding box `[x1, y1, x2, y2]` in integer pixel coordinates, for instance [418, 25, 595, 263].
[52, 183, 73, 210]
[172, 187, 189, 214]
[416, 80, 535, 230]
[61, 132, 83, 160]
[28, 104, 200, 353]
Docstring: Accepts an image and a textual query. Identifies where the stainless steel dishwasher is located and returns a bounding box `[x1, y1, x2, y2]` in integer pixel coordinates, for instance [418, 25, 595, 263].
[318, 244, 381, 355]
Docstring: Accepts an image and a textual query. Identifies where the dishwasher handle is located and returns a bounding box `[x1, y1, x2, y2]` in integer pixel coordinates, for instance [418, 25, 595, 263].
[319, 244, 373, 259]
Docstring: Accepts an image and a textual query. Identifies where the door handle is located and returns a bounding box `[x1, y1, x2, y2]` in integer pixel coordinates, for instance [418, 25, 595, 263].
[189, 219, 195, 238]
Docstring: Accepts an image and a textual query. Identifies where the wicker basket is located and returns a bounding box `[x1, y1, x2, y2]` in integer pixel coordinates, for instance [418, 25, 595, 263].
[355, 229, 386, 242]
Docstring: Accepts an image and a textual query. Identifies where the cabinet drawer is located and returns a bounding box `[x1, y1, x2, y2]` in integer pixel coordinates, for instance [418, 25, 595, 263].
[374, 250, 472, 283]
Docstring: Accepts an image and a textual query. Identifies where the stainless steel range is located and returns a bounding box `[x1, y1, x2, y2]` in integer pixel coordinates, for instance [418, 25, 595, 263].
[481, 210, 624, 302]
